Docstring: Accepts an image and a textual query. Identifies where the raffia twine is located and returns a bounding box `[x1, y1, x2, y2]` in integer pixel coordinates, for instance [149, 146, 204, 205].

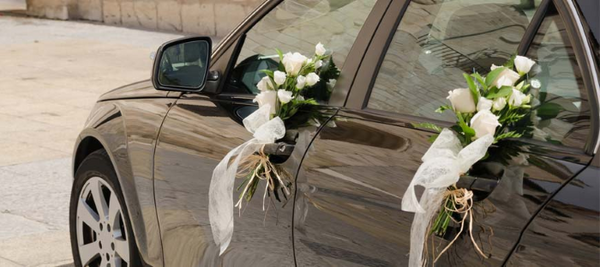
[234, 145, 292, 211]
[427, 187, 490, 265]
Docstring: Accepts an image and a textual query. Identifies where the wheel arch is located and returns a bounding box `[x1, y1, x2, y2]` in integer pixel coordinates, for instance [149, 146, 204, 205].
[71, 102, 163, 266]
[73, 136, 105, 176]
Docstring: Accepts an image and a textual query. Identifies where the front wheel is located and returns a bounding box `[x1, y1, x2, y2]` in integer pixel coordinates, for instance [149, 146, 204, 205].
[69, 149, 141, 267]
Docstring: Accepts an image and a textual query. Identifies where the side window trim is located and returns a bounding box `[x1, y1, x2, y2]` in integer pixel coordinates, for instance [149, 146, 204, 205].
[345, 0, 410, 109]
[557, 0, 600, 154]
[518, 0, 551, 55]
[544, 0, 599, 155]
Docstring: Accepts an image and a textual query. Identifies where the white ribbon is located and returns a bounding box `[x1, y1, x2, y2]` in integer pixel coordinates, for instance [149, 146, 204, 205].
[209, 104, 285, 255]
[401, 129, 493, 267]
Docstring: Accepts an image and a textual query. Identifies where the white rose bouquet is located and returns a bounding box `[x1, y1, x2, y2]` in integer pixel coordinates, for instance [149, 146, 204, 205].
[407, 55, 537, 266]
[239, 43, 339, 204]
[209, 42, 339, 255]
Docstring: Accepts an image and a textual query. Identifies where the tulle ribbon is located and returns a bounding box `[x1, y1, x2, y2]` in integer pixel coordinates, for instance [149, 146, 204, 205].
[401, 129, 493, 266]
[209, 104, 285, 255]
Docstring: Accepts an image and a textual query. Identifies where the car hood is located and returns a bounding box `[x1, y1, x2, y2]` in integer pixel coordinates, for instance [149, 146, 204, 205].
[98, 80, 170, 101]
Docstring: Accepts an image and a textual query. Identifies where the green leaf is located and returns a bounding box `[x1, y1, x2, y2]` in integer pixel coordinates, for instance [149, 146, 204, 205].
[486, 86, 512, 99]
[457, 112, 475, 138]
[463, 73, 479, 105]
[435, 105, 451, 113]
[504, 54, 517, 69]
[472, 73, 487, 91]
[495, 131, 522, 142]
[412, 122, 443, 133]
[485, 67, 506, 87]
[428, 134, 439, 143]
[276, 48, 284, 62]
[261, 69, 274, 78]
[537, 102, 564, 119]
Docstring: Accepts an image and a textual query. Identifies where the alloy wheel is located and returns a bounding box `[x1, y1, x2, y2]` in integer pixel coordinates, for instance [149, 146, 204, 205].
[76, 177, 130, 267]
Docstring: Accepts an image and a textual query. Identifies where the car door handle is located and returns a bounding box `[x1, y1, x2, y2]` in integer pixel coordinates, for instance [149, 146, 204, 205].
[455, 175, 500, 201]
[262, 142, 295, 156]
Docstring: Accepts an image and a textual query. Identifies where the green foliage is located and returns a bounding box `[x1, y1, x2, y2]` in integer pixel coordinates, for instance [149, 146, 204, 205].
[499, 112, 526, 124]
[495, 131, 522, 142]
[486, 86, 512, 99]
[428, 134, 439, 143]
[463, 73, 479, 105]
[536, 102, 564, 120]
[435, 105, 451, 113]
[485, 67, 506, 87]
[457, 112, 475, 142]
[412, 122, 443, 133]
[471, 72, 487, 92]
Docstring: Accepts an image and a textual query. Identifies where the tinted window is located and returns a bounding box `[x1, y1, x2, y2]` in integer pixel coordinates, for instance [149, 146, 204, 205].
[367, 0, 539, 120]
[225, 0, 377, 97]
[524, 6, 591, 148]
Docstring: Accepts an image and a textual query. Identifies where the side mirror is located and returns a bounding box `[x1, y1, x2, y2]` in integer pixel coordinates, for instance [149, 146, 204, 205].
[152, 36, 212, 92]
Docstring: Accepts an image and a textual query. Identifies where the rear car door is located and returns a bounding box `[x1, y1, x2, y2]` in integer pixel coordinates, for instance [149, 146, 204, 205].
[293, 0, 597, 265]
[151, 0, 388, 265]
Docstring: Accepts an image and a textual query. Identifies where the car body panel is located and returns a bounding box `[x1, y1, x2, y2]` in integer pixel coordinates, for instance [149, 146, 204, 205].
[294, 108, 593, 266]
[152, 94, 334, 266]
[506, 153, 600, 266]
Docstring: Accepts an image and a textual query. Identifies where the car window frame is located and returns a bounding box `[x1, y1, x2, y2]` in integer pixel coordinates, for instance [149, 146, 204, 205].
[345, 0, 599, 155]
[209, 0, 394, 107]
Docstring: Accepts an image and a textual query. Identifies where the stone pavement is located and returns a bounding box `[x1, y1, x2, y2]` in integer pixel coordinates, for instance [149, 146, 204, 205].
[0, 12, 185, 266]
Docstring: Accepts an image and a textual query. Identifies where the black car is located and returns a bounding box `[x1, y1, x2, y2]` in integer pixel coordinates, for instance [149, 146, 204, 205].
[69, 0, 600, 266]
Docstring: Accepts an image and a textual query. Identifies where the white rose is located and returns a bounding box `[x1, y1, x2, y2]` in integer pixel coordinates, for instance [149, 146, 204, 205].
[277, 89, 293, 104]
[296, 75, 306, 89]
[447, 88, 476, 113]
[256, 76, 274, 91]
[514, 55, 536, 75]
[470, 110, 501, 139]
[296, 95, 304, 101]
[315, 42, 326, 56]
[306, 72, 320, 86]
[523, 94, 531, 105]
[509, 88, 527, 107]
[492, 97, 507, 111]
[253, 90, 277, 115]
[327, 78, 336, 89]
[490, 64, 502, 71]
[492, 68, 520, 88]
[273, 71, 287, 86]
[282, 52, 308, 76]
[477, 97, 493, 111]
[315, 60, 323, 69]
[530, 78, 541, 89]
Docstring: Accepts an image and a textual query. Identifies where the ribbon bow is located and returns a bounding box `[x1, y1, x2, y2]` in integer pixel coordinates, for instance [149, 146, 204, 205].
[209, 105, 285, 255]
[401, 128, 493, 266]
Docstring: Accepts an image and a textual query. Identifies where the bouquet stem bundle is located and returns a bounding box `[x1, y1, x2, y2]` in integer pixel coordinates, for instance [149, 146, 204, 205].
[429, 186, 488, 263]
[235, 145, 292, 211]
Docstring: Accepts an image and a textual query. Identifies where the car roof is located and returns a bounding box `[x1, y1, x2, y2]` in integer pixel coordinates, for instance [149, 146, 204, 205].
[576, 0, 599, 44]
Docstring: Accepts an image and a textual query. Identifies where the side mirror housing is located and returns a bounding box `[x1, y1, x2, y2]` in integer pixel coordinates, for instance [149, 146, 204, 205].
[152, 36, 212, 92]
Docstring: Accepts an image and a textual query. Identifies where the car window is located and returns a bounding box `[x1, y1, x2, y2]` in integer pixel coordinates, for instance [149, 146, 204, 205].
[224, 0, 378, 99]
[523, 5, 591, 149]
[366, 0, 541, 121]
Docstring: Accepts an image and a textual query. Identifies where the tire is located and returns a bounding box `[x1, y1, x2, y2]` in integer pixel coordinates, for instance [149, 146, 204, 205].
[69, 149, 142, 267]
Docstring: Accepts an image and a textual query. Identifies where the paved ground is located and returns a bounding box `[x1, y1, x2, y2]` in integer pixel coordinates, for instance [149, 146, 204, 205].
[0, 7, 185, 266]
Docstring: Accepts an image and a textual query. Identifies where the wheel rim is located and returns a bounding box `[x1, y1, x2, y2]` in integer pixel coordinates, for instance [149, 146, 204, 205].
[76, 177, 130, 267]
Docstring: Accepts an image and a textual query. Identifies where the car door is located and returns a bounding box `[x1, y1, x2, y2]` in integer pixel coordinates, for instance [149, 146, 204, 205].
[152, 0, 388, 265]
[293, 0, 596, 266]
